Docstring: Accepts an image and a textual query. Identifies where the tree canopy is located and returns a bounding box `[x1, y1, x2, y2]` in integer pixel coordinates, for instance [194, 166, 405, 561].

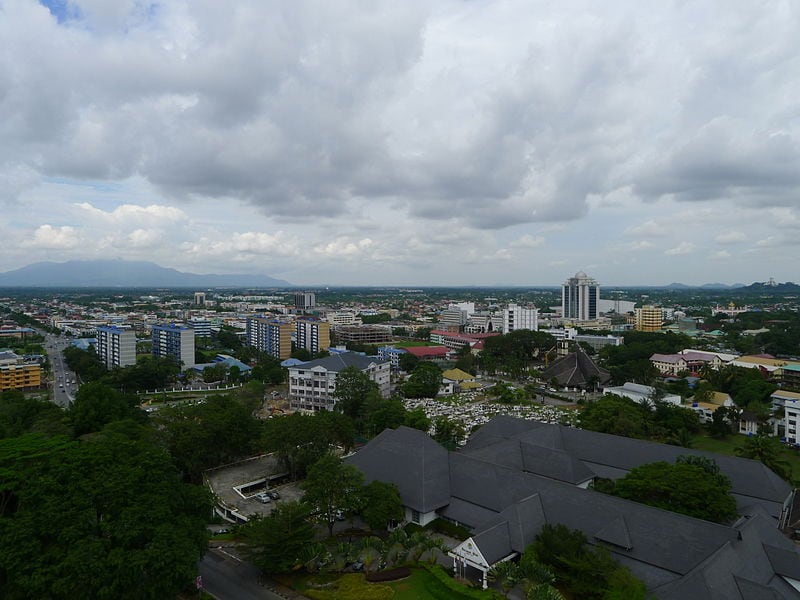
[0, 429, 211, 599]
[302, 453, 364, 537]
[402, 362, 442, 398]
[602, 457, 737, 524]
[238, 501, 315, 576]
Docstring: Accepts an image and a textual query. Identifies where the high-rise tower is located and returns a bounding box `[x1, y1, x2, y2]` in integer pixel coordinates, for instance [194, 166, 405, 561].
[561, 271, 600, 321]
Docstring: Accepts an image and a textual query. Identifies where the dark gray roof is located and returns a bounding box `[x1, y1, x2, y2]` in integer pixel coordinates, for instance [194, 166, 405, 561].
[464, 415, 792, 517]
[464, 438, 594, 485]
[356, 416, 800, 600]
[345, 426, 449, 513]
[293, 351, 388, 372]
[540, 350, 610, 388]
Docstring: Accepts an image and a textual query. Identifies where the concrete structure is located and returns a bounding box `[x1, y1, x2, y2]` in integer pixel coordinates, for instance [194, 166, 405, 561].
[152, 323, 195, 369]
[295, 316, 330, 354]
[187, 318, 212, 338]
[598, 298, 636, 315]
[502, 303, 538, 333]
[96, 325, 137, 368]
[0, 351, 41, 391]
[294, 291, 316, 311]
[635, 305, 663, 332]
[561, 271, 600, 321]
[246, 317, 293, 360]
[193, 292, 206, 306]
[325, 310, 361, 326]
[603, 381, 682, 406]
[429, 330, 500, 352]
[378, 346, 407, 370]
[651, 351, 724, 376]
[288, 352, 390, 412]
[772, 390, 800, 446]
[347, 417, 798, 597]
[334, 325, 393, 345]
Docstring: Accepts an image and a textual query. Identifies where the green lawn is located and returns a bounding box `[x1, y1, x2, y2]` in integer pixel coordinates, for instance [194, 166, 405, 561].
[297, 568, 502, 600]
[394, 341, 442, 348]
[691, 433, 800, 482]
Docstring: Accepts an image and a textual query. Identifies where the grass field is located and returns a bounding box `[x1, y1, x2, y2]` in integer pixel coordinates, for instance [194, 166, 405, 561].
[394, 341, 442, 348]
[691, 433, 800, 482]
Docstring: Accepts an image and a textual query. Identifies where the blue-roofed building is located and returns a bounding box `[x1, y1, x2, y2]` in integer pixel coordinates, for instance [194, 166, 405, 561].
[378, 345, 407, 370]
[70, 338, 97, 351]
[193, 353, 252, 375]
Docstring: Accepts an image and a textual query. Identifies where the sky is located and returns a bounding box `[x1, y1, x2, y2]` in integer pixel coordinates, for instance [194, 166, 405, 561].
[1, 0, 799, 287]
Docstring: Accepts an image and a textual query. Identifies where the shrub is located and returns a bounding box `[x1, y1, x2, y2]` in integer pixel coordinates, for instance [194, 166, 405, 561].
[304, 574, 394, 600]
[366, 566, 411, 582]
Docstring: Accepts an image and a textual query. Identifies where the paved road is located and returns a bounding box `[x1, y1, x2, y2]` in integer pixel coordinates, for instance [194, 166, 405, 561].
[200, 549, 286, 600]
[43, 334, 78, 407]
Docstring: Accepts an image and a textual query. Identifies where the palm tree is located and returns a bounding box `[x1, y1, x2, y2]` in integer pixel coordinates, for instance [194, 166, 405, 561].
[382, 528, 410, 567]
[735, 432, 792, 481]
[358, 536, 384, 573]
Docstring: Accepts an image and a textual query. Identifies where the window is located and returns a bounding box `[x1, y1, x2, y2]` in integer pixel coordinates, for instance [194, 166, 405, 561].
[411, 510, 420, 524]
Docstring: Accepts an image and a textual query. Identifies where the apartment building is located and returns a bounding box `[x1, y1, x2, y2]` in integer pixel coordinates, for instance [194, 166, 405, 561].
[334, 325, 393, 345]
[96, 325, 137, 368]
[634, 305, 663, 332]
[151, 324, 196, 369]
[0, 351, 41, 391]
[295, 316, 331, 354]
[246, 316, 293, 360]
[288, 352, 390, 412]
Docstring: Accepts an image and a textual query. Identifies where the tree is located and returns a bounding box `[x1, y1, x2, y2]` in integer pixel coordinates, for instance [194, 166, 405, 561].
[0, 429, 211, 599]
[609, 459, 737, 524]
[262, 411, 355, 479]
[735, 432, 792, 481]
[302, 453, 364, 537]
[238, 501, 314, 575]
[432, 416, 465, 450]
[404, 407, 431, 432]
[68, 382, 144, 437]
[708, 405, 738, 438]
[333, 366, 380, 422]
[0, 390, 70, 439]
[402, 362, 442, 398]
[361, 480, 404, 531]
[155, 393, 264, 481]
[398, 352, 420, 373]
[529, 524, 645, 600]
[579, 395, 650, 439]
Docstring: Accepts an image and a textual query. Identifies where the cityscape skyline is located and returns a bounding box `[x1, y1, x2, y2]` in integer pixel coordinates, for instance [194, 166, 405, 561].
[1, 1, 799, 286]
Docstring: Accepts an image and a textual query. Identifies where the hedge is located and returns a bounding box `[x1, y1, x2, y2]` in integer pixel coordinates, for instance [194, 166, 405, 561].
[304, 574, 394, 600]
[366, 566, 411, 582]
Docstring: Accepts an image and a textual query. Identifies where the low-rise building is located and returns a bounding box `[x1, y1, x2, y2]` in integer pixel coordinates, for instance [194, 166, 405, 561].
[603, 381, 682, 406]
[0, 351, 41, 391]
[288, 352, 390, 412]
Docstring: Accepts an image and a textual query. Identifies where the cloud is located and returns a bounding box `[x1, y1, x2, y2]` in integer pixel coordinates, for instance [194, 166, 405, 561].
[75, 202, 187, 225]
[509, 234, 545, 248]
[715, 231, 747, 244]
[665, 242, 695, 256]
[25, 225, 82, 249]
[709, 250, 731, 260]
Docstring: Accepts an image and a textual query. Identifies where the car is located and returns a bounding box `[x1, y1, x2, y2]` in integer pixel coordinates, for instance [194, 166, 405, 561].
[334, 509, 346, 521]
[351, 561, 364, 572]
[255, 493, 271, 504]
[266, 490, 280, 500]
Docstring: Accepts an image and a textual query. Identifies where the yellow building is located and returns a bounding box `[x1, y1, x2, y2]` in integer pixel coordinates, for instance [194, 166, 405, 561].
[634, 305, 663, 332]
[0, 363, 42, 391]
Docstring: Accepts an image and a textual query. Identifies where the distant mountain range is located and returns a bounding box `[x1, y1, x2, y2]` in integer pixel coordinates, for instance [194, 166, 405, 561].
[0, 260, 292, 288]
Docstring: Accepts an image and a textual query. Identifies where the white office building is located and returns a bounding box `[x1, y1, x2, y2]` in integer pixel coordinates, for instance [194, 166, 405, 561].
[562, 271, 600, 322]
[502, 304, 538, 333]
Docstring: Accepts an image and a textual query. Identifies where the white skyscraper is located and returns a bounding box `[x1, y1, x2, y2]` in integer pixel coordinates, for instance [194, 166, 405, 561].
[561, 271, 600, 321]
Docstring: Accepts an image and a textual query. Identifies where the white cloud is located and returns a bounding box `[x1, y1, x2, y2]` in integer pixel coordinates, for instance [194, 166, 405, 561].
[709, 250, 731, 260]
[509, 234, 545, 248]
[665, 242, 695, 256]
[25, 225, 82, 249]
[714, 231, 747, 244]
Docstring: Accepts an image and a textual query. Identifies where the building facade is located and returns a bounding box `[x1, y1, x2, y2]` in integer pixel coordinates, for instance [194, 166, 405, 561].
[295, 316, 331, 354]
[151, 324, 196, 369]
[96, 325, 137, 368]
[294, 292, 316, 311]
[246, 317, 293, 360]
[334, 325, 393, 345]
[288, 352, 391, 412]
[635, 305, 663, 332]
[0, 351, 41, 391]
[561, 271, 600, 321]
[502, 303, 538, 333]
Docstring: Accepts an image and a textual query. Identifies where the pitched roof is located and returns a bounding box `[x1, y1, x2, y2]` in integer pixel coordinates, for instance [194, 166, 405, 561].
[540, 350, 610, 388]
[442, 368, 474, 381]
[291, 351, 387, 372]
[345, 426, 450, 513]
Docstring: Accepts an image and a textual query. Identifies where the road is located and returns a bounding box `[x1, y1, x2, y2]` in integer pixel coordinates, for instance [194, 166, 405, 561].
[200, 548, 287, 600]
[42, 334, 79, 407]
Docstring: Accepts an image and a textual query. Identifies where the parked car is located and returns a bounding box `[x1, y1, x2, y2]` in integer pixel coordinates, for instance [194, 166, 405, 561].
[267, 490, 280, 500]
[256, 493, 271, 504]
